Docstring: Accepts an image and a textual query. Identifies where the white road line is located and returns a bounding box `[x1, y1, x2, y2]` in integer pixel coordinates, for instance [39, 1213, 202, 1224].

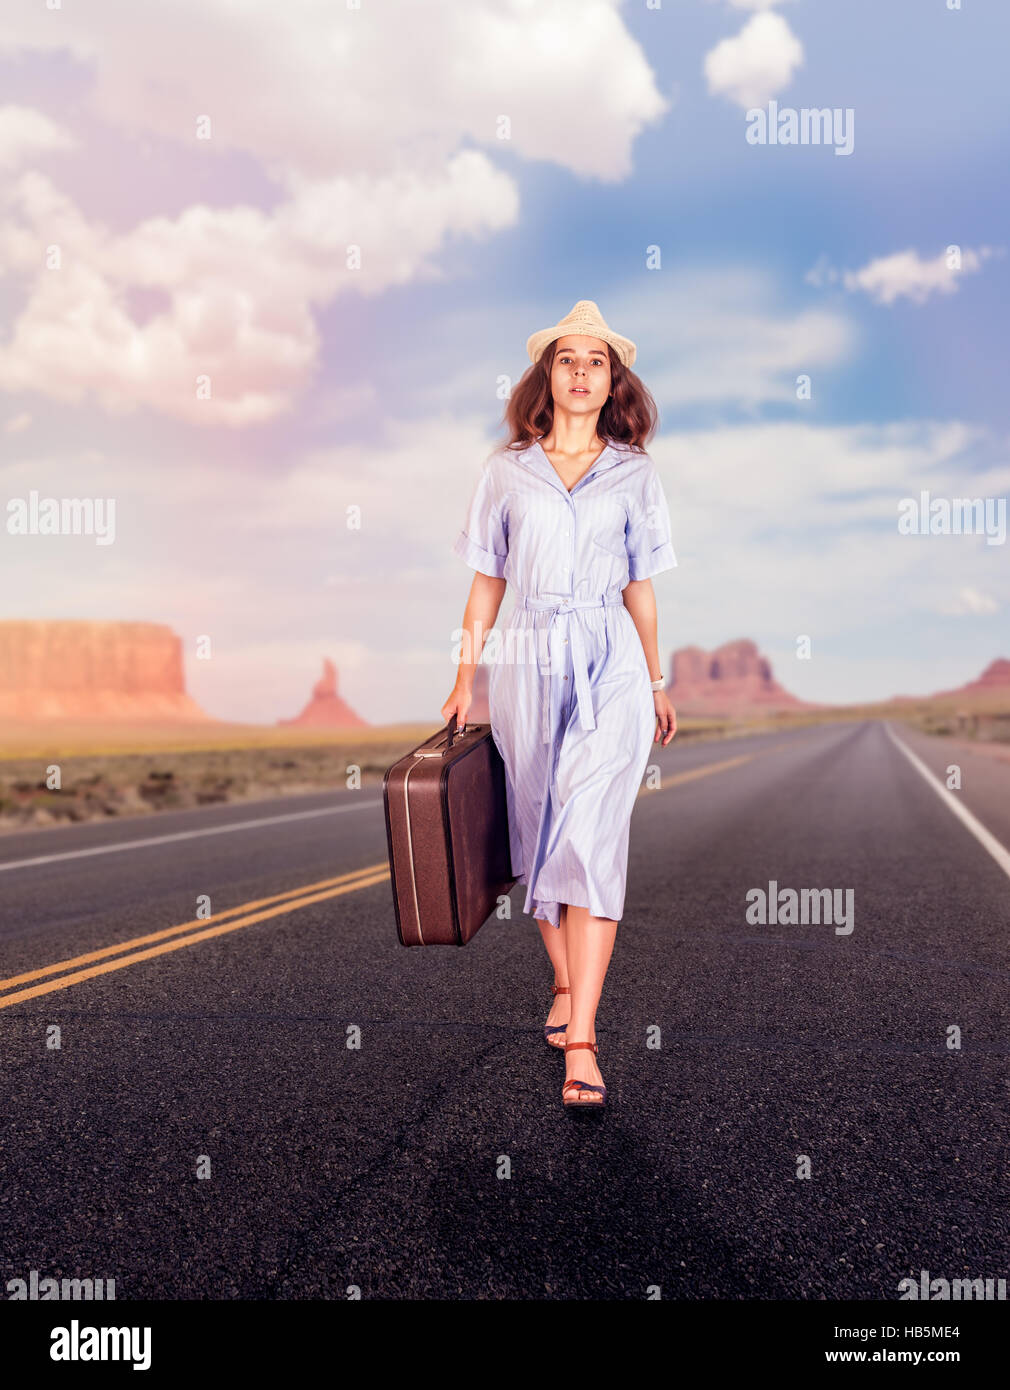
[886, 724, 1010, 881]
[0, 798, 383, 873]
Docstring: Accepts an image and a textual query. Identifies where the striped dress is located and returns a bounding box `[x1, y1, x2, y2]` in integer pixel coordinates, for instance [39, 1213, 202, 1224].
[453, 438, 677, 929]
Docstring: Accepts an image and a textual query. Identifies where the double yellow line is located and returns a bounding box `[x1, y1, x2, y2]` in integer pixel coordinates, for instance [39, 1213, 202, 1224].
[0, 862, 390, 1011]
[0, 741, 789, 1011]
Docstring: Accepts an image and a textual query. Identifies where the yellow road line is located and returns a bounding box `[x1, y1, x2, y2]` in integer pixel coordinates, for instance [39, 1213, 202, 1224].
[0, 861, 390, 991]
[636, 739, 795, 798]
[0, 868, 390, 1010]
[637, 750, 755, 796]
[662, 751, 755, 785]
[1, 740, 792, 1011]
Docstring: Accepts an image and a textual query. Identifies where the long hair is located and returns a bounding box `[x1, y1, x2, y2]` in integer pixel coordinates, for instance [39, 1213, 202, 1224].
[499, 340, 658, 453]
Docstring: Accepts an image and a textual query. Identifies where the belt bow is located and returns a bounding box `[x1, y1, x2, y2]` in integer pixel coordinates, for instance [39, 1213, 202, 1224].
[518, 592, 623, 744]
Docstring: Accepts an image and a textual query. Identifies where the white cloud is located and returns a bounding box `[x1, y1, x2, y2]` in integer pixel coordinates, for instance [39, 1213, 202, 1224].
[938, 587, 999, 617]
[706, 0, 799, 10]
[389, 269, 859, 419]
[803, 253, 840, 290]
[0, 104, 76, 168]
[840, 245, 997, 306]
[0, 414, 502, 722]
[643, 419, 1009, 700]
[584, 268, 857, 410]
[0, 0, 667, 183]
[704, 12, 804, 109]
[650, 303, 853, 410]
[0, 153, 517, 423]
[5, 413, 1008, 715]
[0, 1, 667, 423]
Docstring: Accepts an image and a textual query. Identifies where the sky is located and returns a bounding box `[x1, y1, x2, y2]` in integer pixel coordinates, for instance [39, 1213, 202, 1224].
[0, 0, 1007, 725]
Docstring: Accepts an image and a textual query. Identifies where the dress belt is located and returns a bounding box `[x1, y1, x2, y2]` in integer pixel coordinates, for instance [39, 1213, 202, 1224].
[517, 592, 624, 744]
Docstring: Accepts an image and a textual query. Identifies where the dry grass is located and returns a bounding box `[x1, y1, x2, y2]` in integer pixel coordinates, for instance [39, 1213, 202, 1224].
[0, 722, 438, 832]
[0, 719, 439, 761]
[0, 713, 728, 832]
[1, 698, 1005, 834]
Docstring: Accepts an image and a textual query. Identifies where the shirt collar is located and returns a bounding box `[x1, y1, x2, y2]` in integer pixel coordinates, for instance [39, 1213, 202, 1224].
[515, 438, 625, 495]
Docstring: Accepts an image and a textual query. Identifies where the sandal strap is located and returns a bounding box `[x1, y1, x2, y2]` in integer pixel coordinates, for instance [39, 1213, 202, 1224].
[564, 1041, 597, 1054]
[563, 1079, 606, 1096]
[551, 984, 571, 997]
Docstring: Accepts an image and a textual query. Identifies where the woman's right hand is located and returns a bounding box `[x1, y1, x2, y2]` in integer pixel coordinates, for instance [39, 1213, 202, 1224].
[441, 680, 472, 729]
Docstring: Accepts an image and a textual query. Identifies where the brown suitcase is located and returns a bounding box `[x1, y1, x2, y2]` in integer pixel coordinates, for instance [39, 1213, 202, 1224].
[383, 713, 516, 946]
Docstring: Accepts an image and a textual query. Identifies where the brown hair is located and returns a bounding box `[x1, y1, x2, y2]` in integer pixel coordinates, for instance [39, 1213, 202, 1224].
[498, 340, 658, 453]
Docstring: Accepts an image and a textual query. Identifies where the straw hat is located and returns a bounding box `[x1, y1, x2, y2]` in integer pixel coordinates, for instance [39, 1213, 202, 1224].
[526, 299, 637, 369]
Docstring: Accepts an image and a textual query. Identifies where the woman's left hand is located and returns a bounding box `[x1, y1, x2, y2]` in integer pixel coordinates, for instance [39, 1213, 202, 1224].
[653, 691, 677, 746]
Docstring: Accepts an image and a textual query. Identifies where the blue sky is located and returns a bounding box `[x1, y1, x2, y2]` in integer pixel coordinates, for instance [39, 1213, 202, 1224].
[0, 0, 1007, 722]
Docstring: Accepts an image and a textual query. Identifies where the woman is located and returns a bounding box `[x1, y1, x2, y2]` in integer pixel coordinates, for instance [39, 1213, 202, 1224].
[442, 299, 677, 1112]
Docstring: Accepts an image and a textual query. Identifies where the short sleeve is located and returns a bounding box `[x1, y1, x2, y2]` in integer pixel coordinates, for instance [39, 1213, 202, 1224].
[452, 460, 508, 578]
[626, 461, 677, 581]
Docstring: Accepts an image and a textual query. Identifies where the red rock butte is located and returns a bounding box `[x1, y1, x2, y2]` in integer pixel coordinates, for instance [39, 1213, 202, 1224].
[926, 658, 1010, 703]
[278, 658, 367, 727]
[665, 638, 811, 715]
[0, 620, 210, 720]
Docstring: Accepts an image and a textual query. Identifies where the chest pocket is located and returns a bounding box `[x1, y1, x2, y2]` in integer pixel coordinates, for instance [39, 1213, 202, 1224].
[593, 533, 627, 559]
[584, 495, 629, 558]
[591, 506, 629, 558]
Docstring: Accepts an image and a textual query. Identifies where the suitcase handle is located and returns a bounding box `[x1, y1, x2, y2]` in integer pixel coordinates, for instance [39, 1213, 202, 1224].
[413, 714, 470, 759]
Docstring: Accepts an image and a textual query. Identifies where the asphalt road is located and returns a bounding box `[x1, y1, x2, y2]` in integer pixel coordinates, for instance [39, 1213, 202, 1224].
[1, 719, 1008, 1300]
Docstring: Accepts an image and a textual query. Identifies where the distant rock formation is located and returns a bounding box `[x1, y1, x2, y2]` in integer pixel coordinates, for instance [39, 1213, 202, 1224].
[278, 658, 367, 727]
[924, 658, 1010, 704]
[0, 619, 210, 720]
[665, 638, 810, 714]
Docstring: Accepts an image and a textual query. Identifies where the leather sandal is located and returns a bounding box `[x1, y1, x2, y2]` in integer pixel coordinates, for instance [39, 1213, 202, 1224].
[562, 1041, 606, 1110]
[544, 983, 570, 1049]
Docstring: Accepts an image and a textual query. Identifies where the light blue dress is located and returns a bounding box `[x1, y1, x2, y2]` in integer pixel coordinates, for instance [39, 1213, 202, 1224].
[453, 439, 677, 929]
